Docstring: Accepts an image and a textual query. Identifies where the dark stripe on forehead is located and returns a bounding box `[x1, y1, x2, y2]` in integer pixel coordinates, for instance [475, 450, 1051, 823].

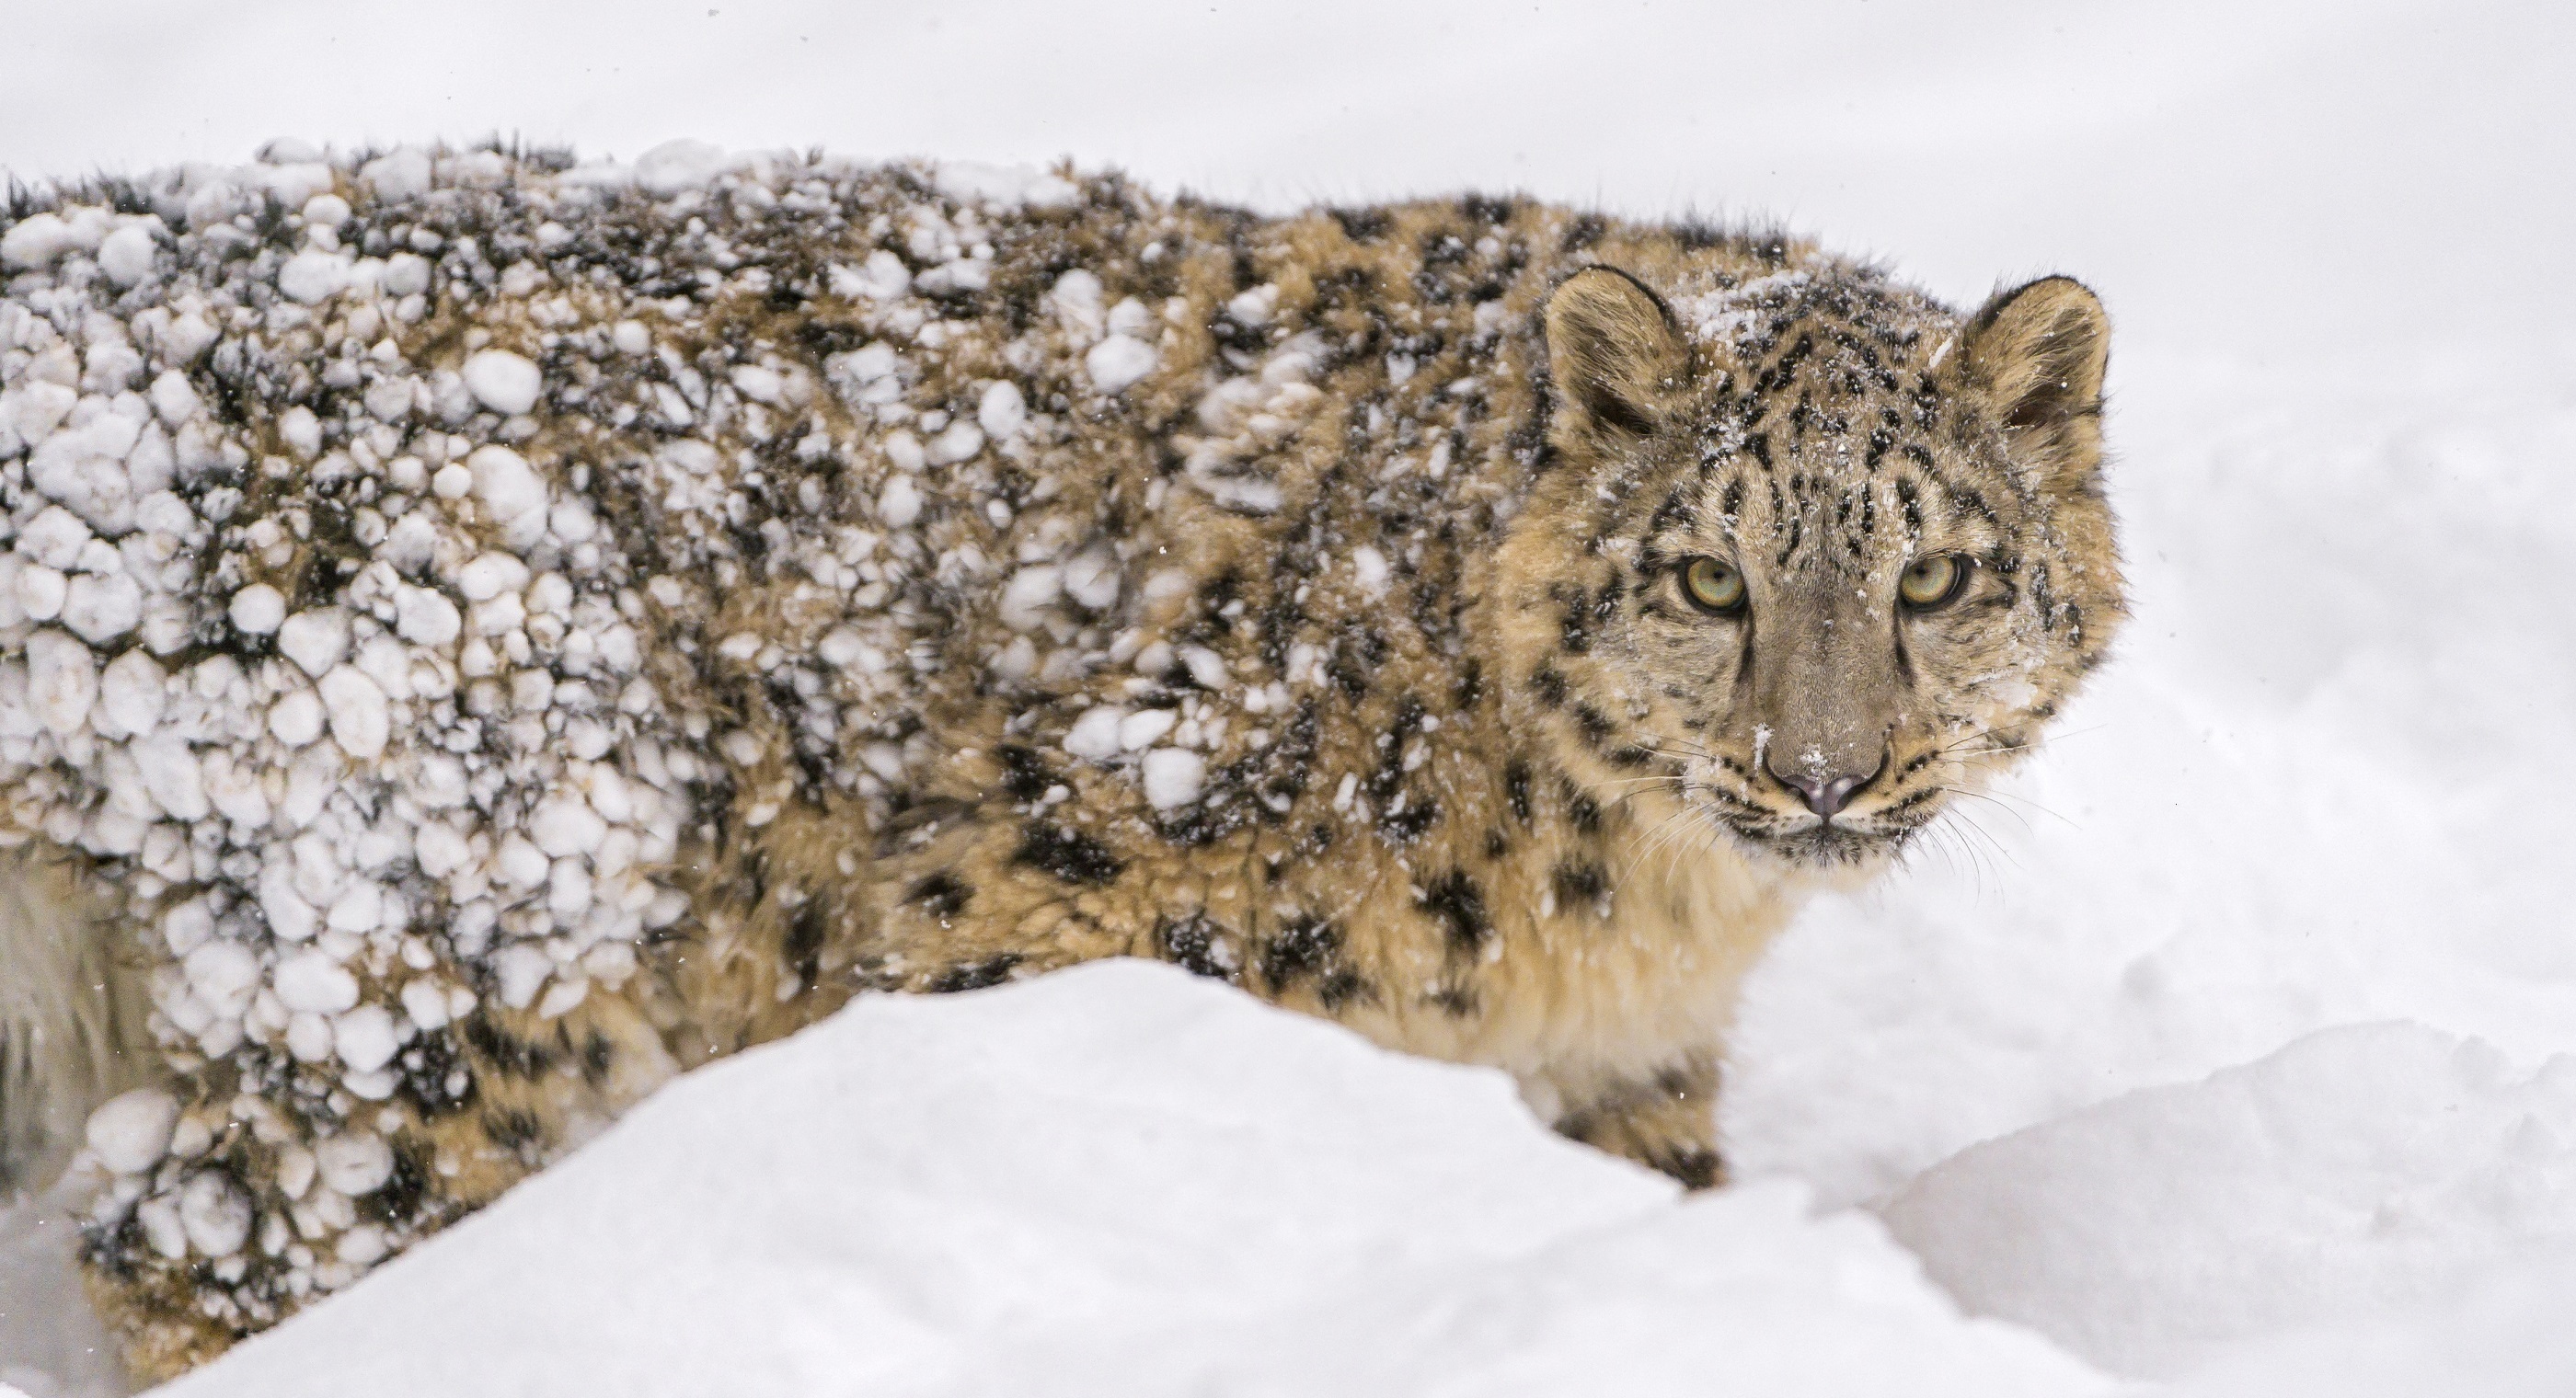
[1649, 486, 1693, 536]
[1949, 482, 1997, 524]
[1894, 476, 1924, 533]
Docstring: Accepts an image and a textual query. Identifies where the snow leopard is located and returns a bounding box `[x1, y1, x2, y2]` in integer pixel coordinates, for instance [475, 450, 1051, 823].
[0, 142, 2121, 1378]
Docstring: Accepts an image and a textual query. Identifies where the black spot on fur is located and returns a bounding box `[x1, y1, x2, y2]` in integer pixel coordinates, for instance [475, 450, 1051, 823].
[1014, 821, 1124, 885]
[483, 1107, 546, 1159]
[1424, 983, 1481, 1016]
[1378, 796, 1440, 842]
[1571, 704, 1615, 745]
[905, 871, 973, 919]
[397, 1029, 475, 1116]
[1317, 970, 1375, 1012]
[461, 1015, 558, 1080]
[359, 1140, 433, 1227]
[1418, 870, 1491, 953]
[1658, 1147, 1723, 1190]
[927, 954, 1022, 993]
[1563, 785, 1604, 836]
[1331, 207, 1390, 241]
[1260, 915, 1340, 991]
[1158, 913, 1237, 980]
[994, 743, 1053, 801]
[1552, 859, 1608, 909]
[1455, 657, 1484, 710]
[785, 901, 827, 992]
[1505, 758, 1535, 823]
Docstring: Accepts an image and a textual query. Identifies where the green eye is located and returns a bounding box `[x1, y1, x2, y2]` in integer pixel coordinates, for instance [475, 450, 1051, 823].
[1899, 555, 1968, 609]
[1682, 557, 1746, 613]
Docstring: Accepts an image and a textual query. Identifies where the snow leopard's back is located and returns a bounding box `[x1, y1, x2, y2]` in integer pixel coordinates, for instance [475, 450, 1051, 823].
[2, 146, 1830, 1373]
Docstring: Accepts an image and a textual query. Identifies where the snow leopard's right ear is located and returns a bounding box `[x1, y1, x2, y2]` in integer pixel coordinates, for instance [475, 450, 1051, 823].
[1545, 266, 1690, 441]
[1954, 276, 2110, 492]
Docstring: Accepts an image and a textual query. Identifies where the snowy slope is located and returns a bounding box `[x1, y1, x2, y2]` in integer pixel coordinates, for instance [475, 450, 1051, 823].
[5, 0, 2574, 1393]
[156, 964, 2108, 1398]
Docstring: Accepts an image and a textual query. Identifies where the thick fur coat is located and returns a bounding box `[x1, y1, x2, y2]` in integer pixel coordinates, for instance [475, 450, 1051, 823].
[0, 144, 2119, 1378]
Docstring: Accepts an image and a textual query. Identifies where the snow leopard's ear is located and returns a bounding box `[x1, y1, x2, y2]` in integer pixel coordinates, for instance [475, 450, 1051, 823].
[1545, 266, 1690, 441]
[1954, 276, 2110, 489]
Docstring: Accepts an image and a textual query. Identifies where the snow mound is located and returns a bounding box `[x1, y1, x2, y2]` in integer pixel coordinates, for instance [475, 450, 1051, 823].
[0, 1186, 122, 1398]
[2171, 1251, 2576, 1398]
[160, 962, 2107, 1397]
[1881, 1022, 2576, 1377]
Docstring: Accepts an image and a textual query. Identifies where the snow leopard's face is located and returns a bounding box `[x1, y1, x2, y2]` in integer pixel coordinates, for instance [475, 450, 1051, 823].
[1516, 265, 2123, 870]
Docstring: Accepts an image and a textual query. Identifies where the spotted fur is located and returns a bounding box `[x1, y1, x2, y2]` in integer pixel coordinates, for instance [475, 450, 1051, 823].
[0, 148, 2118, 1379]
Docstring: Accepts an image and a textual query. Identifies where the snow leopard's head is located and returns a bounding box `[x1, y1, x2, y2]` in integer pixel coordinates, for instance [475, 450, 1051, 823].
[1500, 259, 2122, 870]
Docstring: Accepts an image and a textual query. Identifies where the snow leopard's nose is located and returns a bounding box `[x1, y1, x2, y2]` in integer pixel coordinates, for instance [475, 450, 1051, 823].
[1767, 757, 1882, 819]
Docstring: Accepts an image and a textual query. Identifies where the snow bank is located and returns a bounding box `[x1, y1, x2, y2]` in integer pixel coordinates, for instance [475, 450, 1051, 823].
[0, 1186, 122, 1398]
[2171, 1251, 2576, 1398]
[160, 963, 2108, 1398]
[1880, 1023, 2576, 1375]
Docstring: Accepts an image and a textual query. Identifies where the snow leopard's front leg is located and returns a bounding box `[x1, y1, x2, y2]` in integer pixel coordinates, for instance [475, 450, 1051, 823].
[1548, 1051, 1727, 1190]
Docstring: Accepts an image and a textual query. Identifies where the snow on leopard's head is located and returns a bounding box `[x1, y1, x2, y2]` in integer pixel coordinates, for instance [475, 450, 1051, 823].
[1503, 258, 2122, 871]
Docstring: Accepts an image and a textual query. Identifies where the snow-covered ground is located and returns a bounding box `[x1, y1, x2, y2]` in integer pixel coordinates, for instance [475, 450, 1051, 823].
[5, 0, 2573, 1393]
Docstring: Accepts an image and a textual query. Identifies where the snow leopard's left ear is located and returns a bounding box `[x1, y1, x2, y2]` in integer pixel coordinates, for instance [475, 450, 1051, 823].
[1544, 266, 1691, 442]
[1954, 276, 2110, 491]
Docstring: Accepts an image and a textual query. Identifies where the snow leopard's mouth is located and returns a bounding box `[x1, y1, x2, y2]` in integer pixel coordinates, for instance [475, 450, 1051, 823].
[1690, 794, 1928, 870]
[1738, 820, 1907, 868]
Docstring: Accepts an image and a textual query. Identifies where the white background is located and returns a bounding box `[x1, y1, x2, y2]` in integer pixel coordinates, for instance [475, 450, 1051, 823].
[5, 2, 2575, 1393]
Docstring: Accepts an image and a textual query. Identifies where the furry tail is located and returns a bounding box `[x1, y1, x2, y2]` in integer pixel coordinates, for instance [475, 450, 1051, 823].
[0, 846, 154, 1194]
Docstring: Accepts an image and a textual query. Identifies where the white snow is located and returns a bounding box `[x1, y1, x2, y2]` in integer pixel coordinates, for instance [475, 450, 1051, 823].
[1062, 704, 1127, 761]
[527, 797, 607, 858]
[93, 650, 166, 738]
[274, 252, 348, 305]
[81, 1091, 178, 1177]
[264, 688, 325, 747]
[96, 223, 158, 287]
[155, 965, 2108, 1398]
[874, 474, 921, 527]
[977, 380, 1026, 440]
[316, 667, 388, 760]
[995, 564, 1060, 631]
[274, 609, 350, 678]
[224, 583, 284, 635]
[1115, 706, 1176, 751]
[56, 573, 140, 645]
[459, 350, 543, 416]
[176, 1173, 248, 1258]
[272, 950, 359, 1014]
[23, 629, 97, 735]
[313, 1134, 392, 1197]
[1880, 1023, 2576, 1376]
[1082, 334, 1157, 394]
[1139, 747, 1205, 809]
[331, 1006, 399, 1073]
[393, 585, 462, 646]
[465, 445, 545, 528]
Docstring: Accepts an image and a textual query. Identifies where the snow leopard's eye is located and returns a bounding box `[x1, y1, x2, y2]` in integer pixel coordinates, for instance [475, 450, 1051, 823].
[1681, 556, 1746, 614]
[1899, 554, 1970, 610]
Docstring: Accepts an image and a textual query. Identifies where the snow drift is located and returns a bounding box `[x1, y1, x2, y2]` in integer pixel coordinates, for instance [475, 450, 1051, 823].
[155, 963, 2107, 1398]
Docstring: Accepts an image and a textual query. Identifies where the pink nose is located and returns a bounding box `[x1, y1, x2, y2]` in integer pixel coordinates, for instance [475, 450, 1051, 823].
[1768, 762, 1880, 819]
